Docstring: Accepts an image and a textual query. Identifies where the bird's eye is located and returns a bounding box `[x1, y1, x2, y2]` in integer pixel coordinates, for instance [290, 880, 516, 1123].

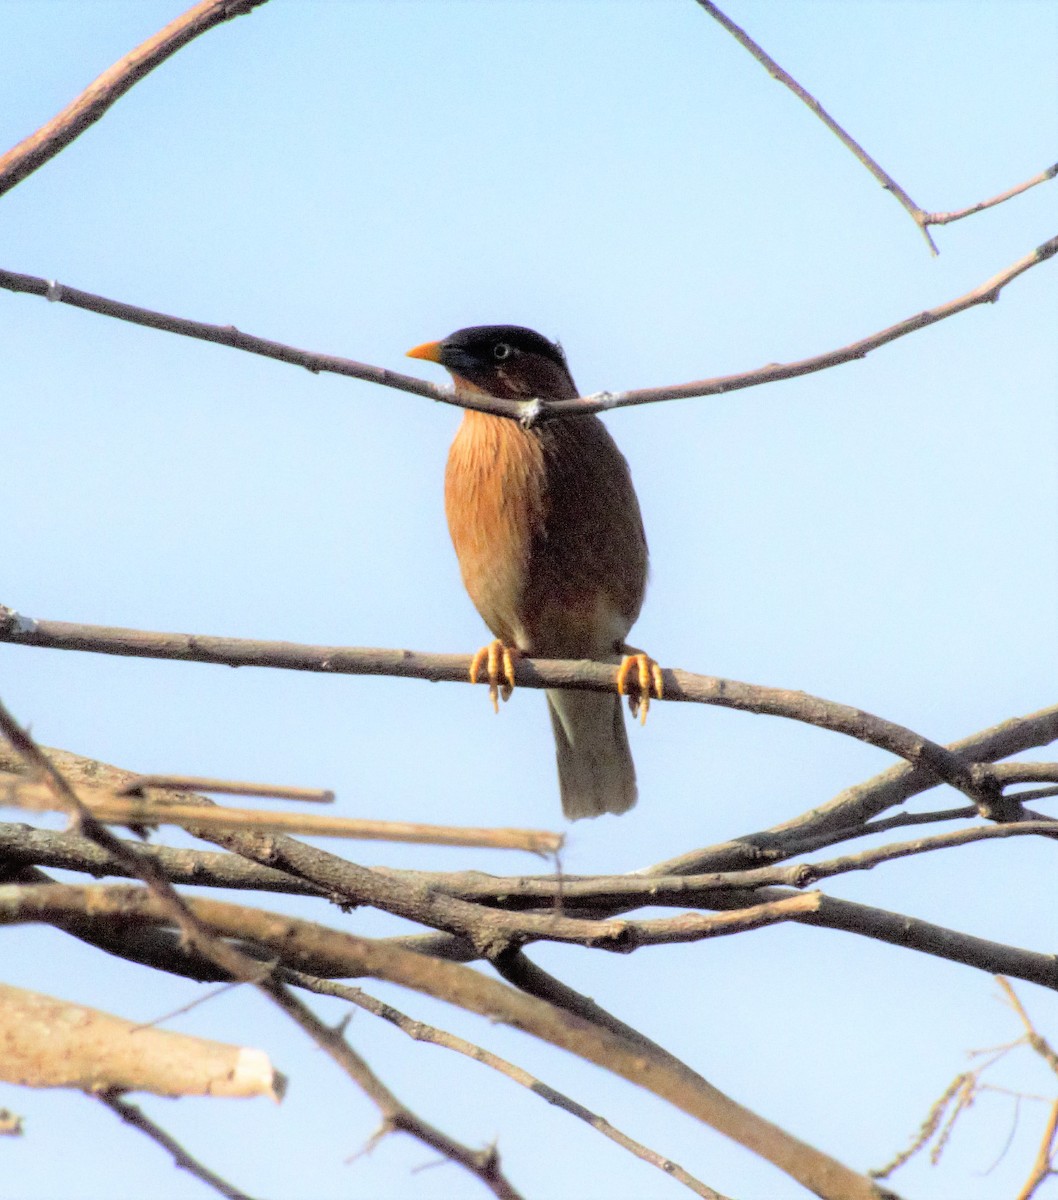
[492, 342, 512, 361]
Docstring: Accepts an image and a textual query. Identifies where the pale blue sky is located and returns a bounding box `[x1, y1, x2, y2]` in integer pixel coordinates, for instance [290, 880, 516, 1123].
[1, 3, 1056, 1198]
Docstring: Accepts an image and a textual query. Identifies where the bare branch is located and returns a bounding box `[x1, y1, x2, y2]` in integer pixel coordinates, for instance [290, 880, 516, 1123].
[0, 982, 281, 1098]
[0, 0, 272, 198]
[0, 609, 1034, 817]
[693, 4, 1057, 251]
[0, 821, 324, 898]
[118, 775, 335, 803]
[98, 1092, 256, 1200]
[693, 1, 938, 251]
[926, 164, 1058, 228]
[259, 982, 524, 1200]
[1, 234, 1053, 421]
[7, 776, 562, 855]
[1015, 1098, 1058, 1200]
[0, 880, 896, 1200]
[0, 705, 529, 1194]
[289, 973, 732, 1200]
[650, 703, 1058, 877]
[793, 893, 1058, 990]
[997, 978, 1058, 1078]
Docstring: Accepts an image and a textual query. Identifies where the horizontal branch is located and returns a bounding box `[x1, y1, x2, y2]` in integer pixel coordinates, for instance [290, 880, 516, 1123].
[0, 0, 271, 198]
[0, 981, 281, 1098]
[0, 821, 325, 897]
[1, 233, 1053, 422]
[7, 775, 561, 855]
[0, 609, 1025, 815]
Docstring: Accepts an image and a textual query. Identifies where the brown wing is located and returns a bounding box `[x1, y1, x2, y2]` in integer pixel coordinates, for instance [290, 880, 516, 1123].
[522, 414, 647, 659]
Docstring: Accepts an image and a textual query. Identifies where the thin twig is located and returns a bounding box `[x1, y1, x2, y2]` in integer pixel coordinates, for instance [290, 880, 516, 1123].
[997, 978, 1058, 1077]
[97, 1092, 255, 1200]
[1, 234, 1054, 421]
[0, 0, 272, 197]
[118, 775, 335, 803]
[260, 983, 524, 1200]
[693, 1, 938, 251]
[287, 973, 730, 1200]
[927, 164, 1058, 227]
[1015, 1098, 1058, 1200]
[694, 5, 1057, 251]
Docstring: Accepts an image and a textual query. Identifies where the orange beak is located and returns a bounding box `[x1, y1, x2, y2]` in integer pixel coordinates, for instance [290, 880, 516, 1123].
[406, 339, 444, 363]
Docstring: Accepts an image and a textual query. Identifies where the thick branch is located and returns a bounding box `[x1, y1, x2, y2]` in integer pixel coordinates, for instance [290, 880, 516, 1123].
[0, 982, 281, 1098]
[1, 234, 1053, 420]
[0, 0, 272, 197]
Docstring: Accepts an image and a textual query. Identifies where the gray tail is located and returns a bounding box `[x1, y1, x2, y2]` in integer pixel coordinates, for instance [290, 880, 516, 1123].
[546, 689, 637, 820]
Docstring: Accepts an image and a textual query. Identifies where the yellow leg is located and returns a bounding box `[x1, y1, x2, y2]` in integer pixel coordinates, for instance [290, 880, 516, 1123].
[616, 652, 665, 725]
[469, 640, 519, 714]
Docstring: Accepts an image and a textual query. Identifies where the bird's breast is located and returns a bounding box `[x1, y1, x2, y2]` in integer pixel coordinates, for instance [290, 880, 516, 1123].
[445, 411, 648, 658]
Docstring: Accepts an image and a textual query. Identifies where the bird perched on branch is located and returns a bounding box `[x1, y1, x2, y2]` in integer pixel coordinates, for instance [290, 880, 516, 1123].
[407, 325, 661, 819]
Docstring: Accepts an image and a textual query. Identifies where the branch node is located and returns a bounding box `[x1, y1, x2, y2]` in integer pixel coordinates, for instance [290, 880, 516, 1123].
[0, 606, 38, 635]
[518, 398, 544, 429]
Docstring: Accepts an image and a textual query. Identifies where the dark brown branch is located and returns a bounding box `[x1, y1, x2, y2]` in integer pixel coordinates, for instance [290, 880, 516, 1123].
[376, 821, 1058, 912]
[98, 1092, 255, 1200]
[0, 609, 1027, 816]
[1, 234, 1054, 421]
[5, 741, 1054, 991]
[286, 973, 730, 1200]
[0, 0, 272, 198]
[0, 820, 325, 897]
[792, 893, 1058, 990]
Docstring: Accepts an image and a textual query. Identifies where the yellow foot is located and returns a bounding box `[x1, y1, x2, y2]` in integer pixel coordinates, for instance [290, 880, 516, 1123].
[469, 640, 520, 714]
[616, 652, 664, 725]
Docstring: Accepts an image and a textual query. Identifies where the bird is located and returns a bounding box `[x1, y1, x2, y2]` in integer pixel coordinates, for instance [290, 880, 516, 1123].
[406, 324, 661, 819]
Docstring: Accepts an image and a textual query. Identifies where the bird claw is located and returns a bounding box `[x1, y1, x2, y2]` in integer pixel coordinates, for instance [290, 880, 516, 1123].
[616, 653, 664, 725]
[469, 640, 519, 713]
